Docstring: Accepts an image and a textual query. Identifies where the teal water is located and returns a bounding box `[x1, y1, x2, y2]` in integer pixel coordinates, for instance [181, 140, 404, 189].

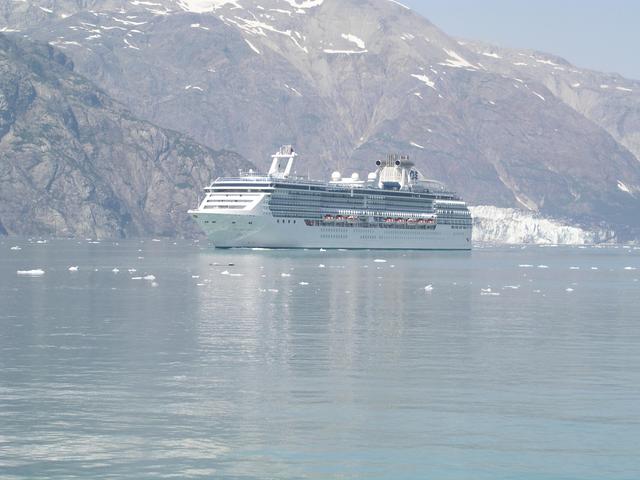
[1, 239, 639, 479]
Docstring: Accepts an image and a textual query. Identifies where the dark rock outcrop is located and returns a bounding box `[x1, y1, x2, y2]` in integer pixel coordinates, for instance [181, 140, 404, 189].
[0, 34, 251, 238]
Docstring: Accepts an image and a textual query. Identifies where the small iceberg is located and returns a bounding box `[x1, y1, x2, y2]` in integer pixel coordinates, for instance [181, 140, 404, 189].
[10, 246, 21, 251]
[569, 266, 580, 270]
[518, 264, 533, 268]
[318, 264, 326, 268]
[566, 287, 574, 292]
[281, 273, 291, 277]
[503, 285, 520, 289]
[112, 268, 120, 273]
[68, 266, 79, 272]
[221, 270, 230, 275]
[424, 284, 433, 292]
[299, 281, 309, 285]
[17, 269, 45, 276]
[374, 259, 387, 263]
[481, 287, 500, 296]
[537, 265, 549, 269]
[143, 275, 156, 281]
[624, 266, 637, 270]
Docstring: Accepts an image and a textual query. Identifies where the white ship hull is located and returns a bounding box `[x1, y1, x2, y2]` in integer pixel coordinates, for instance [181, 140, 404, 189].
[192, 212, 471, 250]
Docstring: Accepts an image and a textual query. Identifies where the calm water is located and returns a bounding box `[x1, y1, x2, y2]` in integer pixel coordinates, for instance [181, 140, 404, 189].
[1, 238, 639, 479]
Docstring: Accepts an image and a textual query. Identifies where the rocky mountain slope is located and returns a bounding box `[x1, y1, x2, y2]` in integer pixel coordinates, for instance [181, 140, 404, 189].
[0, 33, 250, 238]
[2, 0, 640, 239]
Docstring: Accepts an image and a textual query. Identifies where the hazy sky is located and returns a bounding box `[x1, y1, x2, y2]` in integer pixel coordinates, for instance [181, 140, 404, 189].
[402, 0, 639, 80]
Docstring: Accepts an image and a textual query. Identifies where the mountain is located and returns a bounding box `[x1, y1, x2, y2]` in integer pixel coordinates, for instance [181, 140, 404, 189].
[0, 33, 251, 238]
[2, 0, 640, 239]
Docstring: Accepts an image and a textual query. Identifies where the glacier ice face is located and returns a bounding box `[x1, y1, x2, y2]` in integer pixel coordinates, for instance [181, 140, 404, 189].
[470, 205, 615, 245]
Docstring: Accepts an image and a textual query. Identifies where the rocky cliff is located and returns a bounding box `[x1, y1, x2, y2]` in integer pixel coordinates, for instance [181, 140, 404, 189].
[0, 33, 251, 238]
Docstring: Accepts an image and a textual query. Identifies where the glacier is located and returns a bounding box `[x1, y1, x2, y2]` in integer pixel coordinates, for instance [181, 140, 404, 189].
[470, 205, 615, 245]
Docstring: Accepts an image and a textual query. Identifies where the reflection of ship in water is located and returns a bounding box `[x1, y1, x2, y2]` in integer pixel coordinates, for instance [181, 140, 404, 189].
[190, 145, 472, 249]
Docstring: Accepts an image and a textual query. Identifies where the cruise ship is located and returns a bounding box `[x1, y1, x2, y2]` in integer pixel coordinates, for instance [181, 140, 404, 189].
[189, 146, 472, 249]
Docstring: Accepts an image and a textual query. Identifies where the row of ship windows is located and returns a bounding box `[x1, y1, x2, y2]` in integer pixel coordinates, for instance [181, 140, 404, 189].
[279, 190, 446, 201]
[204, 205, 246, 210]
[273, 199, 431, 208]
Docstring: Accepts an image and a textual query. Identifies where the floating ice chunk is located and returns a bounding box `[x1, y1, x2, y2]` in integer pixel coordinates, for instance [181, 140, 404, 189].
[268, 288, 279, 293]
[143, 275, 156, 280]
[591, 267, 599, 270]
[565, 287, 574, 292]
[424, 284, 433, 292]
[128, 268, 137, 273]
[533, 289, 541, 293]
[36, 240, 48, 244]
[518, 264, 533, 268]
[318, 264, 326, 268]
[319, 248, 326, 252]
[17, 269, 45, 276]
[299, 281, 309, 285]
[481, 288, 500, 296]
[624, 266, 637, 270]
[10, 246, 22, 251]
[537, 265, 549, 269]
[192, 275, 200, 278]
[196, 283, 205, 286]
[374, 259, 387, 263]
[221, 270, 230, 275]
[68, 266, 79, 272]
[503, 285, 520, 289]
[131, 276, 143, 280]
[152, 239, 161, 242]
[151, 282, 159, 287]
[229, 273, 244, 277]
[112, 268, 120, 273]
[569, 266, 580, 270]
[281, 273, 291, 277]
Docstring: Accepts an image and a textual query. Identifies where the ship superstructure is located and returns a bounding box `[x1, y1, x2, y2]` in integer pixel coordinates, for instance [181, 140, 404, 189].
[189, 145, 472, 249]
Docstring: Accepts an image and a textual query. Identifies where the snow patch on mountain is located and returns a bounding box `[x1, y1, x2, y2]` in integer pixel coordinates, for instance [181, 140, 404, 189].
[244, 38, 260, 54]
[440, 48, 477, 70]
[618, 180, 633, 194]
[471, 205, 614, 245]
[282, 0, 324, 9]
[177, 0, 242, 12]
[341, 33, 365, 49]
[411, 73, 436, 89]
[387, 0, 410, 9]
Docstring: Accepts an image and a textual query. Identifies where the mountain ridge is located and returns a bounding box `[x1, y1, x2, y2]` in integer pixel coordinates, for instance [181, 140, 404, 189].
[2, 0, 640, 239]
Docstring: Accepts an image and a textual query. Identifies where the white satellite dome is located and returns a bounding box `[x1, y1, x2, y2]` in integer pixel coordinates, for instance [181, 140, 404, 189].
[351, 172, 360, 181]
[331, 171, 342, 181]
[367, 172, 377, 181]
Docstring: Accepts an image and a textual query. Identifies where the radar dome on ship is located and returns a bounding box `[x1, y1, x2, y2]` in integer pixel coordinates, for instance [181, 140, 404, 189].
[351, 172, 360, 181]
[368, 172, 377, 181]
[331, 171, 342, 181]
